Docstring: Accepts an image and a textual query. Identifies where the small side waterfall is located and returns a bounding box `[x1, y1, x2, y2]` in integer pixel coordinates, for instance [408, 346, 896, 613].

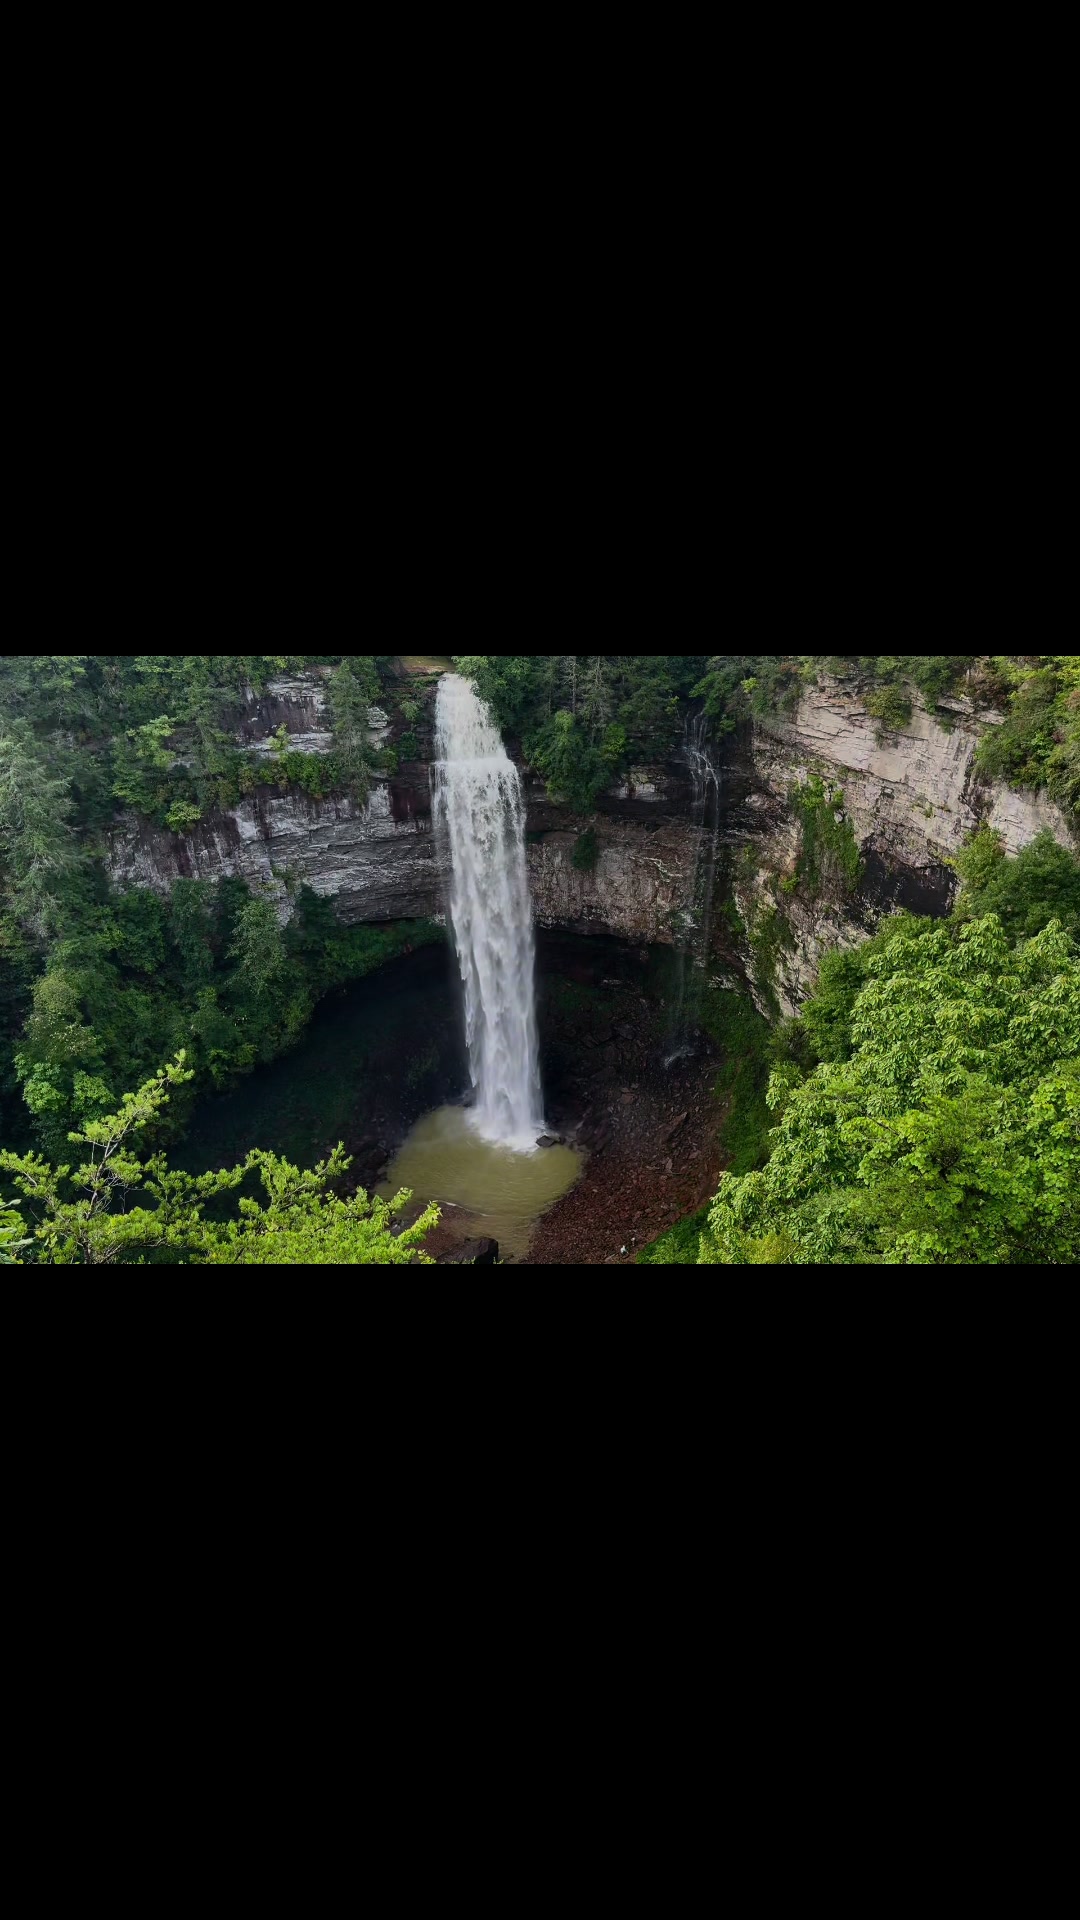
[666, 708, 722, 1064]
[432, 673, 544, 1149]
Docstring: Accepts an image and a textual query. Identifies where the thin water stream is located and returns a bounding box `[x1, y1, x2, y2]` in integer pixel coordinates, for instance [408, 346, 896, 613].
[666, 709, 722, 1063]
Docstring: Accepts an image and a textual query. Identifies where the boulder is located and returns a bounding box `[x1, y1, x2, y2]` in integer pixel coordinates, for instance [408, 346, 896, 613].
[442, 1237, 500, 1265]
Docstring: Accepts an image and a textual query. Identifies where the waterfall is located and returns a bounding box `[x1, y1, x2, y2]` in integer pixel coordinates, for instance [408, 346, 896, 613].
[666, 708, 722, 1064]
[432, 674, 544, 1149]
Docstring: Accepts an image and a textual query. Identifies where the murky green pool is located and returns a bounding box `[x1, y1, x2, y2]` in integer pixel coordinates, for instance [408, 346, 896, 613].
[378, 1106, 582, 1262]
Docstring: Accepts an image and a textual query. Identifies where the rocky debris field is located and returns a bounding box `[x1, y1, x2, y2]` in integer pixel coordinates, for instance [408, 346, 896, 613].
[528, 1060, 723, 1266]
[527, 959, 725, 1265]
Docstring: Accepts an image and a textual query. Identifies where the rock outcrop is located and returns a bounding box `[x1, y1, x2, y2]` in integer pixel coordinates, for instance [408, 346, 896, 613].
[527, 815, 698, 943]
[726, 679, 1075, 1015]
[236, 676, 335, 757]
[106, 782, 447, 924]
[749, 682, 1072, 867]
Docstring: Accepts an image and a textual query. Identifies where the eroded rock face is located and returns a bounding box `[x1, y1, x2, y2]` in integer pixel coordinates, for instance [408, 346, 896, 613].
[726, 680, 1075, 1015]
[237, 675, 336, 758]
[986, 784, 1074, 855]
[528, 816, 699, 943]
[750, 682, 1072, 867]
[106, 783, 448, 923]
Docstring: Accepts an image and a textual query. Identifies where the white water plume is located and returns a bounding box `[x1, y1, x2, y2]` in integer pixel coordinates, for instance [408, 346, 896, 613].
[432, 674, 544, 1149]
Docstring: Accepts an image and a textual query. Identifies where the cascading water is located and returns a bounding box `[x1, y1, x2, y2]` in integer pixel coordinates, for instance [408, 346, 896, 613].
[432, 673, 545, 1149]
[666, 708, 722, 1065]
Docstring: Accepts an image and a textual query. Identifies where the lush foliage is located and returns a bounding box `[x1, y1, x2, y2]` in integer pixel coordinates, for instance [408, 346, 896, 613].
[636, 1203, 711, 1266]
[455, 655, 709, 805]
[954, 827, 1080, 942]
[0, 1054, 439, 1265]
[694, 976, 773, 1175]
[691, 655, 1080, 810]
[0, 653, 443, 1152]
[9, 879, 442, 1158]
[0, 654, 389, 855]
[972, 656, 1080, 813]
[0, 1199, 29, 1263]
[789, 776, 863, 897]
[701, 915, 1080, 1265]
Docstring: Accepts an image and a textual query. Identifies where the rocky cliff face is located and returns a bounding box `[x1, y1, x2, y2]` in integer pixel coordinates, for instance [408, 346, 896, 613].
[106, 784, 448, 923]
[726, 680, 1075, 1015]
[236, 676, 336, 756]
[103, 670, 1075, 1014]
[106, 674, 444, 922]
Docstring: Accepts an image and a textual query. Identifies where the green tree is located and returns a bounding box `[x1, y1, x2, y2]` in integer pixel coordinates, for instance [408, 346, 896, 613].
[228, 893, 288, 997]
[111, 714, 178, 812]
[954, 828, 1080, 941]
[454, 656, 546, 734]
[702, 916, 1080, 1265]
[0, 1054, 439, 1265]
[327, 659, 380, 800]
[0, 1201, 29, 1264]
[0, 714, 80, 939]
[523, 711, 609, 811]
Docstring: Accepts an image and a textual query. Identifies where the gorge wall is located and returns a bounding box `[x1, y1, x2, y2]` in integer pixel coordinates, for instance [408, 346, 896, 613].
[104, 669, 1075, 1019]
[728, 681, 1073, 1014]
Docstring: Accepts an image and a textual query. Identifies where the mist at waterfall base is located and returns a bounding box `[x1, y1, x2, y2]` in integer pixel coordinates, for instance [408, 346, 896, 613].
[380, 673, 580, 1257]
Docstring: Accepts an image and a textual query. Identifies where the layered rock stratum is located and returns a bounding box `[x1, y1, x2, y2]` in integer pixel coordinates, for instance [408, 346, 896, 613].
[104, 667, 1075, 1018]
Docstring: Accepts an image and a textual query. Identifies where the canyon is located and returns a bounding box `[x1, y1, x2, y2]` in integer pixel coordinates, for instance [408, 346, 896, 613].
[105, 666, 1075, 1019]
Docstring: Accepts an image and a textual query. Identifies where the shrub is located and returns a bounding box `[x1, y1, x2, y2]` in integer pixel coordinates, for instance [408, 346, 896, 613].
[572, 827, 599, 872]
[955, 827, 1080, 940]
[865, 683, 913, 733]
[789, 776, 863, 896]
[165, 799, 203, 834]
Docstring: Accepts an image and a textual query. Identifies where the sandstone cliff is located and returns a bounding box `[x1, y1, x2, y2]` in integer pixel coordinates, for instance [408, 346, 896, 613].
[727, 679, 1074, 1015]
[103, 668, 1075, 1016]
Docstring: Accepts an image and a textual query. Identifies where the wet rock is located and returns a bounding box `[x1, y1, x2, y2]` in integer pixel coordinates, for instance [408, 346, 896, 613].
[442, 1237, 500, 1265]
[537, 1134, 560, 1148]
[665, 1112, 689, 1139]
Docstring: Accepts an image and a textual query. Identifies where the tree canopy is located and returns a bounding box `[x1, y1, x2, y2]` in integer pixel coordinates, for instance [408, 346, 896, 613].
[701, 915, 1080, 1265]
[0, 1053, 439, 1265]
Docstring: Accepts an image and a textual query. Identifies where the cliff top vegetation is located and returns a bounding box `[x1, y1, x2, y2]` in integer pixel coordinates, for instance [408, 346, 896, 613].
[457, 654, 1080, 819]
